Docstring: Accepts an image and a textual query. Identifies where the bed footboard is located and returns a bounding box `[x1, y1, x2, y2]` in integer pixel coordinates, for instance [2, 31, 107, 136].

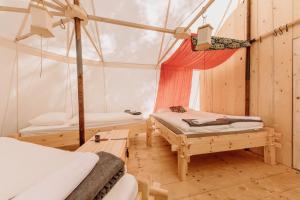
[11, 121, 147, 150]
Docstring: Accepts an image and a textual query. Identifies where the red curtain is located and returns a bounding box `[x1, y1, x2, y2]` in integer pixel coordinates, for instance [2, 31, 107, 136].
[154, 38, 238, 111]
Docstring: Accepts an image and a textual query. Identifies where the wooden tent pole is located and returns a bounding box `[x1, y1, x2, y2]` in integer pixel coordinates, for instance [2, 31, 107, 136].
[74, 0, 85, 145]
[245, 0, 251, 116]
[157, 0, 215, 64]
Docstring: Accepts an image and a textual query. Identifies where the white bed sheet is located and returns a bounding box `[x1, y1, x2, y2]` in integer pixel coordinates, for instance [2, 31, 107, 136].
[68, 112, 143, 126]
[103, 173, 138, 200]
[0, 137, 98, 200]
[20, 115, 145, 135]
[152, 111, 264, 135]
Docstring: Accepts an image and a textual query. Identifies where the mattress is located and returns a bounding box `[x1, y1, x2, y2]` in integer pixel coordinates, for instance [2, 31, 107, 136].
[0, 137, 99, 200]
[20, 115, 145, 135]
[103, 174, 138, 200]
[0, 137, 138, 200]
[152, 111, 264, 137]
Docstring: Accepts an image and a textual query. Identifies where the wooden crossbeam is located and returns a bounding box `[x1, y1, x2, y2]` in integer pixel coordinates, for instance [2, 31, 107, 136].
[15, 33, 33, 42]
[88, 15, 175, 34]
[65, 0, 72, 7]
[52, 0, 66, 8]
[0, 6, 28, 13]
[185, 0, 215, 31]
[66, 26, 75, 56]
[157, 39, 178, 64]
[1, 35, 157, 69]
[158, 0, 215, 65]
[15, 13, 29, 41]
[156, 0, 171, 66]
[31, 0, 64, 12]
[0, 5, 64, 16]
[91, 0, 104, 61]
[82, 25, 102, 60]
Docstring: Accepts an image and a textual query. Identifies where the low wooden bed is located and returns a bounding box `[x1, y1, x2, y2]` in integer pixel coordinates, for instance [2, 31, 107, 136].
[0, 137, 168, 200]
[147, 115, 281, 181]
[11, 121, 148, 150]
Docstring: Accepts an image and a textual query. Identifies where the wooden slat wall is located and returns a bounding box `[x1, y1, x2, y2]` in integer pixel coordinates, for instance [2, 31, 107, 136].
[200, 2, 247, 116]
[250, 0, 299, 166]
[201, 0, 300, 166]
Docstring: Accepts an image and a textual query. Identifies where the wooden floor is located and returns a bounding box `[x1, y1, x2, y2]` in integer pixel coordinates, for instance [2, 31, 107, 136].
[127, 133, 300, 200]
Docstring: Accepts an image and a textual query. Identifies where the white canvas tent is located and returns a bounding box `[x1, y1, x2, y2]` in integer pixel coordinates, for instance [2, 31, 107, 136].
[0, 0, 239, 136]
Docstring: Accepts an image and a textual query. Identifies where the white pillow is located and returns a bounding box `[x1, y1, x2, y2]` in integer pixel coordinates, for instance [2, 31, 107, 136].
[29, 112, 71, 126]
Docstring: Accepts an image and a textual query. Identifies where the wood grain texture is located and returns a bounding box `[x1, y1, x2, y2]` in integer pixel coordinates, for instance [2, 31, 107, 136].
[149, 116, 277, 181]
[127, 133, 300, 200]
[11, 121, 147, 149]
[249, 0, 300, 167]
[200, 1, 246, 116]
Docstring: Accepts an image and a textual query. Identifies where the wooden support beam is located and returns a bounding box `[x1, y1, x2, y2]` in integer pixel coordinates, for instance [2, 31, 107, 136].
[88, 15, 175, 34]
[65, 0, 72, 7]
[15, 33, 34, 42]
[1, 36, 157, 69]
[185, 0, 215, 31]
[31, 0, 64, 12]
[158, 0, 215, 64]
[91, 0, 104, 61]
[49, 11, 65, 16]
[0, 6, 28, 13]
[157, 38, 178, 64]
[52, 0, 66, 8]
[74, 0, 85, 146]
[82, 25, 102, 60]
[15, 13, 29, 41]
[156, 0, 171, 66]
[66, 27, 75, 56]
[0, 5, 64, 16]
[245, 0, 251, 116]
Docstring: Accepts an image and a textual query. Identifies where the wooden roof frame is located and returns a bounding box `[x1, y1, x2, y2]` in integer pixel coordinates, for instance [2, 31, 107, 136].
[0, 0, 216, 69]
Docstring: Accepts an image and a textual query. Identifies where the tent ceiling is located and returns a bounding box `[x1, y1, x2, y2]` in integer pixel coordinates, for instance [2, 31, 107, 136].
[0, 0, 240, 68]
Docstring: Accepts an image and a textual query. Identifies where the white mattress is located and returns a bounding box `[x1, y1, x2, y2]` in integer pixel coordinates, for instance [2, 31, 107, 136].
[0, 137, 138, 200]
[20, 112, 145, 135]
[0, 137, 98, 200]
[103, 174, 138, 200]
[152, 111, 264, 135]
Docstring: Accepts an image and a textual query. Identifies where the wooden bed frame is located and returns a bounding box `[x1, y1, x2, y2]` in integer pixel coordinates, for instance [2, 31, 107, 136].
[11, 121, 148, 150]
[147, 116, 281, 181]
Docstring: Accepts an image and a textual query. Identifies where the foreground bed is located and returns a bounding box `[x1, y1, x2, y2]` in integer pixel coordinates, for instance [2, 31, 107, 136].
[147, 110, 280, 181]
[11, 112, 147, 149]
[0, 137, 167, 200]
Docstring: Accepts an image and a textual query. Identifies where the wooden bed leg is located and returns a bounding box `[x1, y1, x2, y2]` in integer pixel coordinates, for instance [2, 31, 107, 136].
[137, 175, 168, 200]
[137, 177, 150, 200]
[178, 136, 189, 181]
[264, 128, 276, 165]
[146, 118, 153, 147]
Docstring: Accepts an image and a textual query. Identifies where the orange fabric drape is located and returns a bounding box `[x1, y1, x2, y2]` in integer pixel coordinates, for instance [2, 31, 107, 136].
[154, 37, 238, 111]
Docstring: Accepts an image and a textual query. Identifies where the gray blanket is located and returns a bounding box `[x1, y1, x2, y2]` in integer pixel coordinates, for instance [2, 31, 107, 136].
[182, 118, 262, 127]
[66, 151, 125, 200]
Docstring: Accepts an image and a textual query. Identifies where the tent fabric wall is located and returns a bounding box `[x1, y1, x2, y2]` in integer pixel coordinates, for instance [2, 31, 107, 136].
[0, 50, 157, 136]
[0, 0, 240, 136]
